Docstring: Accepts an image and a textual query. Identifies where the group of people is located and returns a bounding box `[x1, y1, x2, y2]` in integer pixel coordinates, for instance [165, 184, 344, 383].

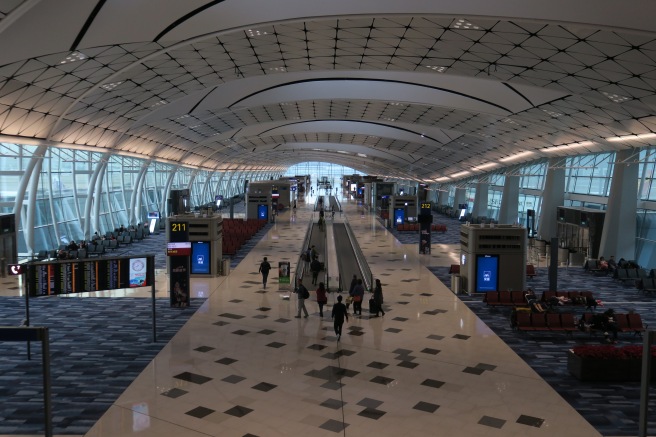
[259, 256, 387, 341]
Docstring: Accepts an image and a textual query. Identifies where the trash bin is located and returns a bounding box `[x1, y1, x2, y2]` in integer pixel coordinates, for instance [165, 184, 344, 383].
[222, 259, 230, 276]
[450, 273, 461, 294]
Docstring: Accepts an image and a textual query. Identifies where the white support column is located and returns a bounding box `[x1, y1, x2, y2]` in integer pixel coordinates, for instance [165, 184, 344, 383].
[129, 164, 148, 225]
[437, 187, 449, 206]
[92, 159, 109, 235]
[161, 167, 178, 215]
[537, 158, 565, 240]
[14, 145, 47, 256]
[472, 182, 489, 219]
[85, 152, 110, 238]
[599, 149, 638, 260]
[498, 175, 520, 225]
[454, 187, 466, 209]
[134, 162, 150, 224]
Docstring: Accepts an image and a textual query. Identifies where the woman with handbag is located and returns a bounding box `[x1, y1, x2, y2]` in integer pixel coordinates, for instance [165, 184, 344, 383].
[316, 282, 328, 317]
[350, 279, 365, 316]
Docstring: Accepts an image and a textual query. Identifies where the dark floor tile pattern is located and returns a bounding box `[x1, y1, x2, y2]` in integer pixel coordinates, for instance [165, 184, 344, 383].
[413, 401, 440, 413]
[186, 406, 215, 418]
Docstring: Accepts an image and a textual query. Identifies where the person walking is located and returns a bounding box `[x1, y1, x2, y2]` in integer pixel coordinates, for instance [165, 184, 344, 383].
[304, 247, 311, 271]
[258, 257, 271, 289]
[294, 278, 309, 318]
[316, 282, 328, 317]
[332, 295, 349, 340]
[372, 278, 385, 317]
[350, 279, 365, 316]
[310, 256, 322, 285]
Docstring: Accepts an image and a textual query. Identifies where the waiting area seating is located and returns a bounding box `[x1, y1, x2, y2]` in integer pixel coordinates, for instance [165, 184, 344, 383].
[222, 218, 267, 255]
[396, 223, 448, 232]
[580, 312, 647, 336]
[540, 290, 595, 307]
[513, 311, 578, 334]
[484, 290, 530, 307]
[38, 223, 150, 260]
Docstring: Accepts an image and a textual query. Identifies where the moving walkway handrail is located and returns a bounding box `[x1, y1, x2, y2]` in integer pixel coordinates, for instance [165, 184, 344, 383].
[294, 221, 313, 285]
[322, 221, 329, 291]
[343, 217, 373, 291]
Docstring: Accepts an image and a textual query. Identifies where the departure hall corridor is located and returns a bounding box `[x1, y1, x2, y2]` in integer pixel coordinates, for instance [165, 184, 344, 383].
[81, 196, 598, 437]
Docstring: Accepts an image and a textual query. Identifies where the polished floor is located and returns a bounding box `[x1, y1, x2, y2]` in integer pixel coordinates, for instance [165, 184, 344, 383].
[66, 196, 599, 437]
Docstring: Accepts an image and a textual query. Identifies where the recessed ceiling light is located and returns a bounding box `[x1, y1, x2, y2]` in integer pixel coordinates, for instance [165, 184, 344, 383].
[602, 91, 630, 103]
[502, 118, 519, 125]
[452, 19, 480, 30]
[472, 162, 499, 171]
[337, 151, 349, 154]
[175, 114, 190, 120]
[100, 81, 123, 91]
[542, 109, 563, 118]
[450, 171, 470, 178]
[606, 133, 656, 142]
[499, 151, 534, 162]
[543, 141, 594, 153]
[435, 176, 451, 182]
[60, 51, 88, 64]
[382, 117, 396, 122]
[151, 100, 168, 107]
[357, 153, 367, 158]
[389, 102, 406, 106]
[246, 29, 268, 37]
[425, 65, 447, 72]
[268, 67, 286, 72]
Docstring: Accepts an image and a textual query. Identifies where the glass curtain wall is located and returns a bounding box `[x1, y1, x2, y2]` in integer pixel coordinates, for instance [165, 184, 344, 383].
[1, 142, 262, 256]
[283, 162, 364, 190]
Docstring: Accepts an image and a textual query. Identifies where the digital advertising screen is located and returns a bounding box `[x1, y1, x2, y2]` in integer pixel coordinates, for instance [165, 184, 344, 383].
[129, 258, 147, 287]
[394, 208, 405, 225]
[191, 241, 211, 274]
[258, 204, 268, 220]
[476, 254, 499, 293]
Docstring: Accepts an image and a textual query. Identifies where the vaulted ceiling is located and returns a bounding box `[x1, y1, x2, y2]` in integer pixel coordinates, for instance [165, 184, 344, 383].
[1, 0, 656, 181]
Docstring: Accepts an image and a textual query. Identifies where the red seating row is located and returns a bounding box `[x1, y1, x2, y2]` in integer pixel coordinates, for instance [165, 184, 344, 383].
[581, 313, 647, 335]
[515, 312, 578, 333]
[541, 290, 593, 303]
[222, 219, 267, 256]
[396, 223, 448, 232]
[484, 290, 529, 307]
[397, 223, 420, 231]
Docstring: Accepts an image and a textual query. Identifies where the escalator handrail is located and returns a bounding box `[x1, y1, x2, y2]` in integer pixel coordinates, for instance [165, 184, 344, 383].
[295, 221, 313, 285]
[343, 217, 373, 291]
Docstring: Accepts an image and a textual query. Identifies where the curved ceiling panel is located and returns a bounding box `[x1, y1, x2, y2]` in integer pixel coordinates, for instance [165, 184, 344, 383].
[0, 4, 655, 180]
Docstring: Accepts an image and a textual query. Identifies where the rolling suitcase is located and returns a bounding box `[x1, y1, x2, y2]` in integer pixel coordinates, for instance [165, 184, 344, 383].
[369, 298, 378, 314]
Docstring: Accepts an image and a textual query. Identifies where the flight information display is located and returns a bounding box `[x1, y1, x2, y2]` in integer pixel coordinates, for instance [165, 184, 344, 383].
[28, 256, 154, 296]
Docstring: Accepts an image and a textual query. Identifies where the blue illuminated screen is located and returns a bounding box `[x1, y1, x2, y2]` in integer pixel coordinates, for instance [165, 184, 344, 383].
[191, 242, 211, 274]
[476, 254, 499, 292]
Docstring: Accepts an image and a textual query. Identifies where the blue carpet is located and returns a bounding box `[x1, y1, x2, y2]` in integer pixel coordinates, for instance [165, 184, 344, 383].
[0, 297, 203, 435]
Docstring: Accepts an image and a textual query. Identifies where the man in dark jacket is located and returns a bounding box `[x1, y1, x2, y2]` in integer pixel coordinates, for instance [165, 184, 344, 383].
[310, 257, 322, 285]
[258, 257, 271, 289]
[331, 295, 349, 340]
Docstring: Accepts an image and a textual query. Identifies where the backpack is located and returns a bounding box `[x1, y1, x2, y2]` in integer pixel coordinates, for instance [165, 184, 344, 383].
[301, 287, 310, 299]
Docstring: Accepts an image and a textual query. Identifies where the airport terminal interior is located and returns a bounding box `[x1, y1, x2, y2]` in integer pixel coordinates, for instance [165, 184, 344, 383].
[0, 1, 656, 436]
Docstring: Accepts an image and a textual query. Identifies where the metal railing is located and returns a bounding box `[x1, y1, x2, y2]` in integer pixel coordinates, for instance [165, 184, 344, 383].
[294, 221, 314, 286]
[343, 217, 373, 291]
